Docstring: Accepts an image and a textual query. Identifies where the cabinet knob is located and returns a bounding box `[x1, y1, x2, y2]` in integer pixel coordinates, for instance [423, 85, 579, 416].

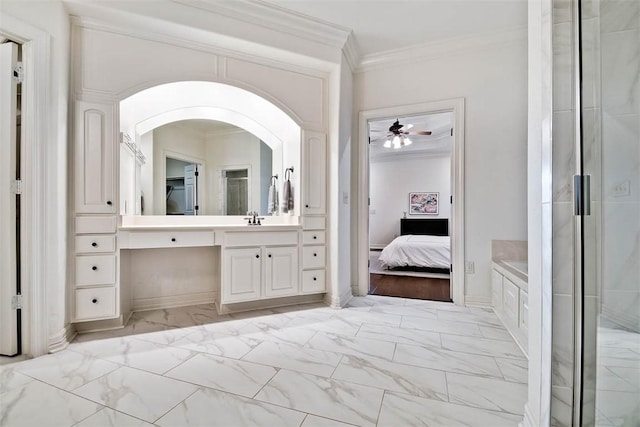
[313, 277, 317, 281]
[313, 235, 317, 240]
[268, 254, 272, 258]
[171, 237, 176, 242]
[91, 242, 98, 247]
[106, 200, 112, 206]
[305, 204, 309, 208]
[92, 266, 98, 271]
[91, 298, 98, 304]
[313, 253, 317, 257]
[256, 254, 260, 258]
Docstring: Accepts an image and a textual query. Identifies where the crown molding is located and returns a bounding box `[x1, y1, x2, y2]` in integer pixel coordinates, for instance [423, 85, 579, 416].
[356, 26, 528, 73]
[172, 0, 352, 49]
[342, 31, 361, 71]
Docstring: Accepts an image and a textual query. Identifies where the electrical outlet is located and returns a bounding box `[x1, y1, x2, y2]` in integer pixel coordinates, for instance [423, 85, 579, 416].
[465, 261, 475, 274]
[613, 180, 630, 197]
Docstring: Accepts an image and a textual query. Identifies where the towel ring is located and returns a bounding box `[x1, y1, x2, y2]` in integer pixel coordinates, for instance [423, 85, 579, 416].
[271, 174, 278, 185]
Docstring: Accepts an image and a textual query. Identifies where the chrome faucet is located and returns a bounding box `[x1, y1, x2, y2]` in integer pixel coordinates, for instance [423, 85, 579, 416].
[244, 211, 264, 225]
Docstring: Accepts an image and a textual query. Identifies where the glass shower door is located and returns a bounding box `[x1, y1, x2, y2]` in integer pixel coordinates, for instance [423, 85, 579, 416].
[579, 0, 640, 425]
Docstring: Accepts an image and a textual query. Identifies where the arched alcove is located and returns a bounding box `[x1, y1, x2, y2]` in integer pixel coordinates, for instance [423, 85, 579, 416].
[119, 81, 301, 217]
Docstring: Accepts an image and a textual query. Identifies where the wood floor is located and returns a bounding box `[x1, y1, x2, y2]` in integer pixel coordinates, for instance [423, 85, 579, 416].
[369, 273, 451, 301]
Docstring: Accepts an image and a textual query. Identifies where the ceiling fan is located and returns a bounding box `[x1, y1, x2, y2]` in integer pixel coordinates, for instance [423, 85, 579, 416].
[372, 119, 432, 149]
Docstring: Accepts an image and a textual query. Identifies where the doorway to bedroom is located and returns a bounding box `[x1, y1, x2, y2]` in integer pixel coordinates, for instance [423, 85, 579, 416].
[367, 111, 453, 301]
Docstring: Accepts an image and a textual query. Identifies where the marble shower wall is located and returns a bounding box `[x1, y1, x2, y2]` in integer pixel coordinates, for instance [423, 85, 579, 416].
[599, 0, 640, 333]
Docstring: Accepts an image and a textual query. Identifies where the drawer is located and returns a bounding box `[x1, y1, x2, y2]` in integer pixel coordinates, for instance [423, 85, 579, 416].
[519, 290, 529, 331]
[125, 231, 215, 249]
[302, 231, 325, 245]
[76, 255, 116, 286]
[301, 269, 326, 293]
[76, 216, 117, 234]
[502, 277, 519, 322]
[302, 216, 325, 230]
[75, 287, 117, 321]
[302, 246, 325, 269]
[76, 235, 116, 253]
[224, 231, 298, 247]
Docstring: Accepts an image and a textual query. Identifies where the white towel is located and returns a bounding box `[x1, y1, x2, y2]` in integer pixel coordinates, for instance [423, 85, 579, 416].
[282, 179, 294, 213]
[268, 183, 278, 215]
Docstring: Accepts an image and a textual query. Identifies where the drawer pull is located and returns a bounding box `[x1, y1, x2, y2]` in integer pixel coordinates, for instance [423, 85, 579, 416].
[313, 235, 317, 240]
[268, 254, 272, 258]
[256, 254, 260, 258]
[313, 253, 317, 257]
[91, 298, 98, 304]
[171, 238, 176, 242]
[305, 204, 309, 208]
[313, 277, 317, 281]
[106, 200, 112, 206]
[91, 242, 98, 247]
[91, 266, 98, 271]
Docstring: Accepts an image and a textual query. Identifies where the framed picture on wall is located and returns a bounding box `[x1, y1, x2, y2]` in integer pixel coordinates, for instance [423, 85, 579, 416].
[409, 192, 439, 215]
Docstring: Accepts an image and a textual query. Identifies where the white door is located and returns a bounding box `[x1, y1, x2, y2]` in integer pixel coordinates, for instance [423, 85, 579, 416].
[222, 247, 261, 303]
[264, 246, 299, 298]
[184, 164, 197, 215]
[0, 42, 20, 356]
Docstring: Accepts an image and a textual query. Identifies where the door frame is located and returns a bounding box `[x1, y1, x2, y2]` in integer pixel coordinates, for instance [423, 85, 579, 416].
[356, 98, 465, 304]
[1, 14, 51, 356]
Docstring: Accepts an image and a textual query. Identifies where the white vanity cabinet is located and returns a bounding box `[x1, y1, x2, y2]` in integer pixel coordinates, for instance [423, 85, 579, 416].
[491, 262, 528, 356]
[302, 131, 326, 215]
[74, 101, 117, 214]
[221, 231, 300, 304]
[72, 100, 119, 322]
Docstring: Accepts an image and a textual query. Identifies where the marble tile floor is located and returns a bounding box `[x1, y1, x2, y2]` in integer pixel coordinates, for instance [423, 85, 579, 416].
[595, 326, 640, 427]
[0, 296, 528, 426]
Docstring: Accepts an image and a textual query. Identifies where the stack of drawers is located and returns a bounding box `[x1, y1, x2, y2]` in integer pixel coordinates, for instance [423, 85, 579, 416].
[74, 216, 118, 322]
[300, 216, 326, 293]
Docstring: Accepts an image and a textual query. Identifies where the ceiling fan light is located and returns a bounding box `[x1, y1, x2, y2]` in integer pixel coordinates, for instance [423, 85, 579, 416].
[404, 136, 412, 146]
[392, 135, 401, 145]
[383, 139, 391, 148]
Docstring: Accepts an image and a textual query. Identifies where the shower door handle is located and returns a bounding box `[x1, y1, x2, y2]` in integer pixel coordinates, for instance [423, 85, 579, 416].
[574, 175, 591, 216]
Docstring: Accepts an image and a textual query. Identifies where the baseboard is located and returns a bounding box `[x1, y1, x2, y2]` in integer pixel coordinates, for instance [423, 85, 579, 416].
[520, 404, 536, 427]
[218, 293, 325, 315]
[132, 292, 216, 312]
[74, 312, 132, 334]
[464, 295, 492, 307]
[48, 324, 77, 353]
[330, 286, 353, 308]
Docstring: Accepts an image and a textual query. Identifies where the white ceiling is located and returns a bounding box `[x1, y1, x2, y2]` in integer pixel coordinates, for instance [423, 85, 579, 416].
[260, 0, 528, 57]
[369, 111, 453, 162]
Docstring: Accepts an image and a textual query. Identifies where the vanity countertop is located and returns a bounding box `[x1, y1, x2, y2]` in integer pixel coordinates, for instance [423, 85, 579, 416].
[120, 215, 301, 231]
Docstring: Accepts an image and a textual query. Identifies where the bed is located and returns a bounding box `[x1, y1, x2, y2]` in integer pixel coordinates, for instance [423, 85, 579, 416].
[378, 218, 450, 273]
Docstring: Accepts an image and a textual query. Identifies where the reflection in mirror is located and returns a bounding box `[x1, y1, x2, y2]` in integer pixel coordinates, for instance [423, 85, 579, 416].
[137, 119, 281, 216]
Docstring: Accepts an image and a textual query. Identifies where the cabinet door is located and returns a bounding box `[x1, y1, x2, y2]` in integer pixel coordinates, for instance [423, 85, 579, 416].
[491, 269, 503, 309]
[264, 246, 299, 298]
[302, 131, 326, 214]
[75, 101, 116, 213]
[222, 247, 261, 303]
[502, 278, 520, 326]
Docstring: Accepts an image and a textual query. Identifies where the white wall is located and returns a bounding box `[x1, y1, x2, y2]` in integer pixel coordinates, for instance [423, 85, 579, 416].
[370, 155, 451, 248]
[355, 40, 528, 304]
[0, 1, 70, 352]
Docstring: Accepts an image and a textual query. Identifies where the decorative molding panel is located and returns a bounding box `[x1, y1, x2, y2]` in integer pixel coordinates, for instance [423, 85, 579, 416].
[357, 26, 528, 73]
[463, 295, 492, 307]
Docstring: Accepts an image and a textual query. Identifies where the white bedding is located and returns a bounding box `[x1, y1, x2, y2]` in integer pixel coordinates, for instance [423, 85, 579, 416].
[379, 235, 450, 269]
